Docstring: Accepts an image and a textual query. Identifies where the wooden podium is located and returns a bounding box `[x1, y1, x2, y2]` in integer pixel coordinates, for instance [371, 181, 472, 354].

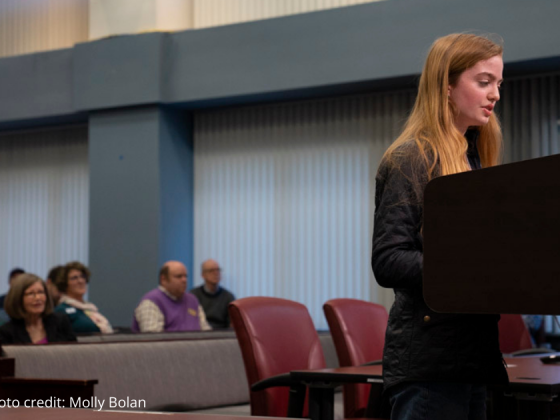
[423, 153, 560, 314]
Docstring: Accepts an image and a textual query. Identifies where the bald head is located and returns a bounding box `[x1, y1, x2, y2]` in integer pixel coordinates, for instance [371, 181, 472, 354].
[160, 261, 188, 298]
[201, 259, 221, 291]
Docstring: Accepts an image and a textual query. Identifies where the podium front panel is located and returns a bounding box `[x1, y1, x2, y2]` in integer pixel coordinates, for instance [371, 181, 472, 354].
[423, 153, 560, 315]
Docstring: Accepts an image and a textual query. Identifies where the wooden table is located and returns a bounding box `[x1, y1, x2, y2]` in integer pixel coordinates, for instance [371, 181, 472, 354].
[0, 407, 288, 420]
[500, 356, 560, 420]
[291, 364, 384, 420]
[292, 357, 560, 420]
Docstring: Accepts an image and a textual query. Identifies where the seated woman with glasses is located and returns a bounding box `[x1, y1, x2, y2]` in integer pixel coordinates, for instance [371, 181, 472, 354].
[0, 274, 77, 344]
[54, 261, 113, 334]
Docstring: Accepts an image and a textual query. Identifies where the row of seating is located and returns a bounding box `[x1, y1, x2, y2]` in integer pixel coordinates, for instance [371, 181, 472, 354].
[228, 297, 546, 420]
[229, 297, 388, 419]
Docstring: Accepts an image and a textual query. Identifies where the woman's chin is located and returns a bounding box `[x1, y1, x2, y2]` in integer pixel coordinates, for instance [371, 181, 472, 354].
[26, 309, 44, 317]
[68, 291, 86, 300]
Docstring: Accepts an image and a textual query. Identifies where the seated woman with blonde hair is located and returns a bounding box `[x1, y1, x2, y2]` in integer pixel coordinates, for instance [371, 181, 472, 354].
[0, 274, 76, 344]
[54, 261, 113, 334]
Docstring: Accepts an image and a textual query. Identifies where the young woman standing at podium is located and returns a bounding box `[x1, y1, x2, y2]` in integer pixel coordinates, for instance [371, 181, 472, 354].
[372, 34, 508, 420]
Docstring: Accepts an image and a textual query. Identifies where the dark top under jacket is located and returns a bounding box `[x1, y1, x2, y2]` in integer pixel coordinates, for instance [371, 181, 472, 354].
[0, 312, 77, 344]
[191, 285, 235, 329]
[371, 130, 508, 390]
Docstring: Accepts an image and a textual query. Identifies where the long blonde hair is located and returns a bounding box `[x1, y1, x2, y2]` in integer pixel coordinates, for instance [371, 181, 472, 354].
[383, 34, 503, 182]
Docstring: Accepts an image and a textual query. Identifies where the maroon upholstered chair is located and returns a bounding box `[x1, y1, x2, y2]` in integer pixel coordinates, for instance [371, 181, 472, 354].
[498, 314, 533, 354]
[229, 297, 326, 418]
[323, 298, 388, 418]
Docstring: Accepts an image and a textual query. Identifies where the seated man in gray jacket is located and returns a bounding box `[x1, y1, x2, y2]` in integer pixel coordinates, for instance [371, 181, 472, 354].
[190, 259, 235, 329]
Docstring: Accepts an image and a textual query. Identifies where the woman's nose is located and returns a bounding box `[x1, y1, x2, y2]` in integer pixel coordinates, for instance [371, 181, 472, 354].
[489, 85, 500, 102]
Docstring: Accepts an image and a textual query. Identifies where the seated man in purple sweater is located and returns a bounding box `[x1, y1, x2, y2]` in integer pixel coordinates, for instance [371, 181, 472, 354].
[132, 261, 211, 332]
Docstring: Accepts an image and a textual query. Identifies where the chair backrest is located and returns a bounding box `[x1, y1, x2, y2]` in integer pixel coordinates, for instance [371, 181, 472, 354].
[498, 314, 533, 353]
[324, 298, 388, 418]
[229, 297, 325, 417]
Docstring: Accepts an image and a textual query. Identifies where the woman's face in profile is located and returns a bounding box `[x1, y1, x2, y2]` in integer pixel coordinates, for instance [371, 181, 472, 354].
[66, 269, 88, 299]
[23, 281, 47, 317]
[448, 54, 504, 134]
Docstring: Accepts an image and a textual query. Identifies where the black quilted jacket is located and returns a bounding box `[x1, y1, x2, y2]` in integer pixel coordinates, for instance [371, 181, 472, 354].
[371, 131, 508, 390]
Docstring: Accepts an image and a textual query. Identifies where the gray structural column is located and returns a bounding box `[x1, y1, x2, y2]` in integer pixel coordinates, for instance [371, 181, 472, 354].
[88, 106, 193, 327]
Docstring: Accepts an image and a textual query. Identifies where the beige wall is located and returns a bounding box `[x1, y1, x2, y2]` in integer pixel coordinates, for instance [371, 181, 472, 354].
[191, 0, 383, 29]
[0, 0, 88, 58]
[1, 0, 384, 58]
[89, 0, 193, 40]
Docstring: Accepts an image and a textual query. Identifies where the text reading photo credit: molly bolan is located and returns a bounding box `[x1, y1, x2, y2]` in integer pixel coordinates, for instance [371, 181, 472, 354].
[0, 397, 146, 410]
[71, 397, 146, 410]
[2, 397, 148, 410]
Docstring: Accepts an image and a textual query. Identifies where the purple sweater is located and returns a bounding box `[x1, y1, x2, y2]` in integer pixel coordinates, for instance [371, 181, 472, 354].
[132, 288, 201, 332]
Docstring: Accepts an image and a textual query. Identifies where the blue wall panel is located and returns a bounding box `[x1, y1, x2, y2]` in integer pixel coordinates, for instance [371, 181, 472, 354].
[74, 33, 164, 112]
[1, 0, 559, 127]
[88, 107, 162, 326]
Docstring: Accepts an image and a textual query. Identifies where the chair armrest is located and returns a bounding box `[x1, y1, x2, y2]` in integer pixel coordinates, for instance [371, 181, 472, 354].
[509, 348, 557, 357]
[252, 373, 306, 418]
[251, 372, 293, 391]
[361, 359, 383, 366]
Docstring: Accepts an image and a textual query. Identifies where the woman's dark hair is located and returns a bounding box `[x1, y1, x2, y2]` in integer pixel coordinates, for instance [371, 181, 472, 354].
[8, 268, 25, 283]
[47, 265, 64, 283]
[55, 261, 91, 293]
